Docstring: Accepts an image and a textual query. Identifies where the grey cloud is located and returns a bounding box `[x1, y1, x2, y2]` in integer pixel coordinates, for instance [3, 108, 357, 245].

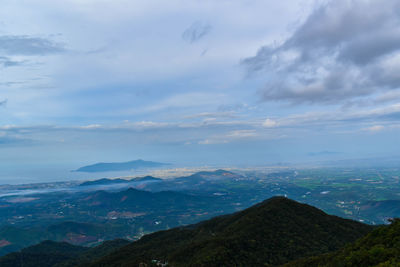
[284, 1, 400, 65]
[184, 111, 237, 120]
[182, 22, 212, 43]
[0, 99, 7, 106]
[375, 91, 400, 104]
[338, 32, 400, 65]
[0, 81, 25, 87]
[257, 103, 400, 134]
[0, 35, 65, 56]
[0, 56, 24, 67]
[242, 0, 400, 104]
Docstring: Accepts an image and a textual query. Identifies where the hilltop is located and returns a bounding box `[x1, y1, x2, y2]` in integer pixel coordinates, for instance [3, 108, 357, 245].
[91, 197, 372, 266]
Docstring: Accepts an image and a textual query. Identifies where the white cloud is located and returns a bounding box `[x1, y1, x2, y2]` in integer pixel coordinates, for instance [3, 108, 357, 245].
[80, 124, 102, 129]
[263, 118, 278, 128]
[226, 129, 257, 138]
[130, 121, 170, 129]
[364, 125, 385, 132]
[198, 139, 228, 145]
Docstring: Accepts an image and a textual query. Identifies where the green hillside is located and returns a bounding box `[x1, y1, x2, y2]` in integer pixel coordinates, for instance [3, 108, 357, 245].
[0, 239, 130, 267]
[285, 218, 400, 267]
[0, 240, 88, 267]
[91, 197, 373, 267]
[56, 239, 130, 267]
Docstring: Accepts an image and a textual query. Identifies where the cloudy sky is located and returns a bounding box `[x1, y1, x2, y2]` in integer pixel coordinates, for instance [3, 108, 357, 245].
[1, 0, 400, 181]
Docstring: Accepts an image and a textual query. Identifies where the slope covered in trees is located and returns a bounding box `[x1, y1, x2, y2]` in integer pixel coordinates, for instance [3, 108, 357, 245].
[0, 239, 130, 267]
[91, 197, 373, 266]
[285, 218, 400, 267]
[0, 240, 88, 267]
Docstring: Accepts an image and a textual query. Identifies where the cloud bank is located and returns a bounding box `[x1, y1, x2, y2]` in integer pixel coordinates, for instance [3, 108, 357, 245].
[0, 35, 65, 56]
[243, 0, 400, 105]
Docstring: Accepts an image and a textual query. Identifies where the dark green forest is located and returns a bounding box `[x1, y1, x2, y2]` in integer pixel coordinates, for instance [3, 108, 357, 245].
[91, 197, 372, 266]
[2, 196, 400, 267]
[285, 218, 400, 267]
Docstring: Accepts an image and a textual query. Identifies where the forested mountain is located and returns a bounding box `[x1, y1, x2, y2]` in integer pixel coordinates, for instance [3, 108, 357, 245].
[9, 196, 400, 266]
[285, 218, 400, 267]
[91, 197, 373, 267]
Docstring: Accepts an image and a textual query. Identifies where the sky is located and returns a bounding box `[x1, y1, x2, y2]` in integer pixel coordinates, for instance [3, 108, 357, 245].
[1, 0, 400, 182]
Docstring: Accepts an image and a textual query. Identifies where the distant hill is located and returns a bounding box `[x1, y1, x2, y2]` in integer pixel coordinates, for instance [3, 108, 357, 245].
[131, 176, 162, 182]
[79, 176, 162, 187]
[78, 169, 235, 189]
[0, 188, 228, 256]
[181, 169, 241, 182]
[141, 169, 245, 192]
[79, 178, 129, 186]
[80, 187, 208, 210]
[286, 218, 400, 266]
[0, 239, 129, 267]
[74, 160, 169, 173]
[0, 226, 47, 256]
[91, 197, 373, 267]
[358, 200, 400, 224]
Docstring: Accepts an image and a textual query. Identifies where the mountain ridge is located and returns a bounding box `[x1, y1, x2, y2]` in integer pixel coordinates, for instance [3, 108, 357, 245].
[79, 176, 162, 187]
[91, 196, 373, 266]
[0, 197, 378, 266]
[74, 159, 170, 173]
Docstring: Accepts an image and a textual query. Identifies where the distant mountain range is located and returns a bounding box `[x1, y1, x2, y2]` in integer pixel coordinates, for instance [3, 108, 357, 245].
[79, 176, 162, 187]
[78, 187, 212, 211]
[78, 169, 240, 189]
[0, 187, 226, 256]
[74, 159, 170, 172]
